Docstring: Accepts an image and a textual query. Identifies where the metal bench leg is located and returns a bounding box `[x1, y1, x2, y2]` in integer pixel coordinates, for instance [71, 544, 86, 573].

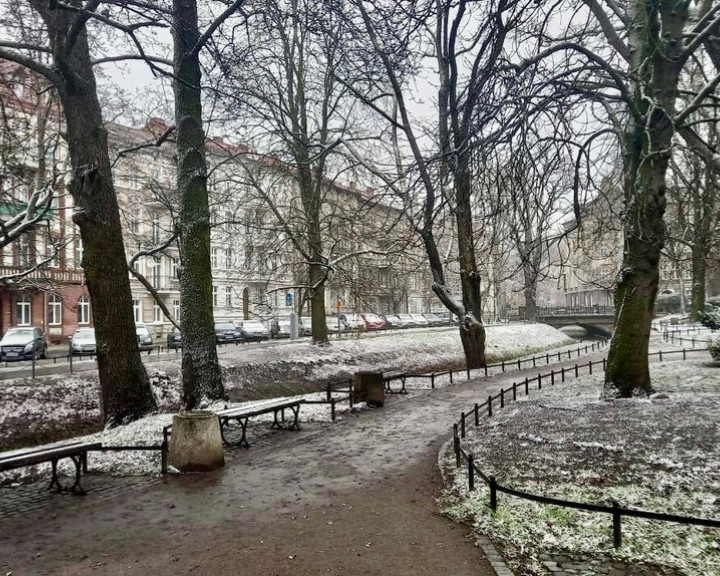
[272, 409, 282, 430]
[69, 454, 86, 495]
[288, 405, 301, 431]
[237, 417, 250, 448]
[400, 376, 408, 394]
[48, 458, 62, 492]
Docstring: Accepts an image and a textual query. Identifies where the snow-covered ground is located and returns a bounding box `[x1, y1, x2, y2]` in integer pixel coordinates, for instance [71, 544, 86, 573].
[1, 323, 574, 485]
[440, 356, 720, 576]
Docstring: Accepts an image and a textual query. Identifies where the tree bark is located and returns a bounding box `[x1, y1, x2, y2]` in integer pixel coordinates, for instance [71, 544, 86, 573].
[173, 0, 226, 408]
[33, 0, 156, 425]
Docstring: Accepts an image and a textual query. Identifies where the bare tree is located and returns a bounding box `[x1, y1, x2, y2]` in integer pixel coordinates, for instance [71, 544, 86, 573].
[0, 0, 158, 424]
[338, 0, 537, 367]
[518, 0, 720, 396]
[212, 0, 372, 344]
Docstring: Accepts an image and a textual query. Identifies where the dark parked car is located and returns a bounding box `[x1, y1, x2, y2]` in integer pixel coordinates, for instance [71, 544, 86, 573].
[69, 328, 97, 356]
[214, 321, 237, 344]
[238, 320, 269, 342]
[166, 326, 182, 349]
[0, 326, 47, 361]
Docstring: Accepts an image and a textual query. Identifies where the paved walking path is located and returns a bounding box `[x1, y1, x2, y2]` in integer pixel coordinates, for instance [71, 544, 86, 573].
[0, 346, 663, 576]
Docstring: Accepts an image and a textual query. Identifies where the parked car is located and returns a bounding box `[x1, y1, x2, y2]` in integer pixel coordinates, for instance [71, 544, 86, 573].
[397, 313, 417, 327]
[69, 328, 97, 356]
[422, 313, 444, 326]
[383, 314, 405, 329]
[339, 313, 365, 331]
[410, 313, 430, 327]
[326, 316, 343, 333]
[300, 317, 312, 337]
[238, 319, 269, 342]
[214, 320, 238, 344]
[0, 326, 47, 361]
[136, 324, 154, 350]
[360, 313, 386, 331]
[166, 326, 182, 349]
[270, 318, 292, 338]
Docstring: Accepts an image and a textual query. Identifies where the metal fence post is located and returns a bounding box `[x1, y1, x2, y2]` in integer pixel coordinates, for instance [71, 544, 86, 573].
[575, 364, 579, 377]
[659, 350, 663, 361]
[501, 360, 505, 372]
[474, 403, 479, 426]
[512, 382, 517, 401]
[525, 378, 529, 395]
[602, 358, 606, 371]
[612, 500, 622, 548]
[453, 424, 460, 467]
[489, 476, 497, 511]
[589, 360, 593, 375]
[461, 413, 466, 438]
[431, 373, 435, 389]
[551, 370, 555, 385]
[487, 395, 492, 417]
[468, 454, 475, 491]
[450, 369, 453, 384]
[537, 374, 542, 390]
[561, 367, 565, 382]
[331, 398, 336, 422]
[517, 358, 521, 371]
[500, 389, 504, 408]
[683, 348, 687, 360]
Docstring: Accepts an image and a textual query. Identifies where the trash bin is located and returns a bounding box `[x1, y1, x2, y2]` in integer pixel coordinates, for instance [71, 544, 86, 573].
[354, 371, 385, 407]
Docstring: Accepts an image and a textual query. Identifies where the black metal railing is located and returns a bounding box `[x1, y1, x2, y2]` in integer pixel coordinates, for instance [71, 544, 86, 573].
[450, 348, 717, 549]
[537, 306, 614, 317]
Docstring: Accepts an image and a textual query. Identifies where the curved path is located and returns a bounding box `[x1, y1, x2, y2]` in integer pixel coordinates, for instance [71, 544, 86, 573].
[0, 350, 609, 576]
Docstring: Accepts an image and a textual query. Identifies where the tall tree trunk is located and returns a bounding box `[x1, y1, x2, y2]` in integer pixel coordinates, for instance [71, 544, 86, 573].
[605, 116, 669, 397]
[37, 1, 156, 425]
[605, 0, 684, 397]
[455, 162, 486, 368]
[173, 0, 226, 408]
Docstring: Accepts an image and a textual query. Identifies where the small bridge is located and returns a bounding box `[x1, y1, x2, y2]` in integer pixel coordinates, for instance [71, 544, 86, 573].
[536, 306, 615, 338]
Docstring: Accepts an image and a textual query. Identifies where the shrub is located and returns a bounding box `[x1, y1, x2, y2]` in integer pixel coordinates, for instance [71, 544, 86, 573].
[709, 337, 720, 361]
[699, 309, 720, 331]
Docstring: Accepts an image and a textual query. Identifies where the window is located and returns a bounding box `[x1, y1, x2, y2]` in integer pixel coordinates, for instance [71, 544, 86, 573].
[172, 300, 180, 321]
[78, 295, 90, 325]
[151, 256, 162, 289]
[171, 257, 179, 279]
[153, 303, 162, 323]
[225, 248, 233, 269]
[133, 299, 142, 323]
[212, 286, 218, 307]
[151, 212, 161, 244]
[211, 247, 219, 269]
[225, 286, 232, 307]
[48, 294, 62, 325]
[130, 214, 140, 234]
[17, 236, 29, 267]
[243, 246, 253, 270]
[74, 237, 83, 268]
[16, 295, 31, 326]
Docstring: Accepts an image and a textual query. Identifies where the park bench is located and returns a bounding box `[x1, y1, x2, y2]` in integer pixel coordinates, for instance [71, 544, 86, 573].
[383, 371, 408, 394]
[0, 440, 102, 494]
[216, 397, 305, 447]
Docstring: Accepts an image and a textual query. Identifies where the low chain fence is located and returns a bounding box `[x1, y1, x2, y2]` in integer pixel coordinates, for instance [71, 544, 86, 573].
[450, 347, 718, 549]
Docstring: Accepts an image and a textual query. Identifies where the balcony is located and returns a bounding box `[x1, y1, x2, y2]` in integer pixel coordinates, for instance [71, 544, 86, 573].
[0, 265, 85, 284]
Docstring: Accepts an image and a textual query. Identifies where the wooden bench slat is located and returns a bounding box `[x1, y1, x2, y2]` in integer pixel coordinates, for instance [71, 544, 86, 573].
[0, 442, 102, 471]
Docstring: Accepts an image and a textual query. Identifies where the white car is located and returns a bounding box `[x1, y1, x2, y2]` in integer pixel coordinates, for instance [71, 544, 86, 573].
[135, 324, 154, 350]
[70, 328, 97, 356]
[239, 319, 269, 342]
